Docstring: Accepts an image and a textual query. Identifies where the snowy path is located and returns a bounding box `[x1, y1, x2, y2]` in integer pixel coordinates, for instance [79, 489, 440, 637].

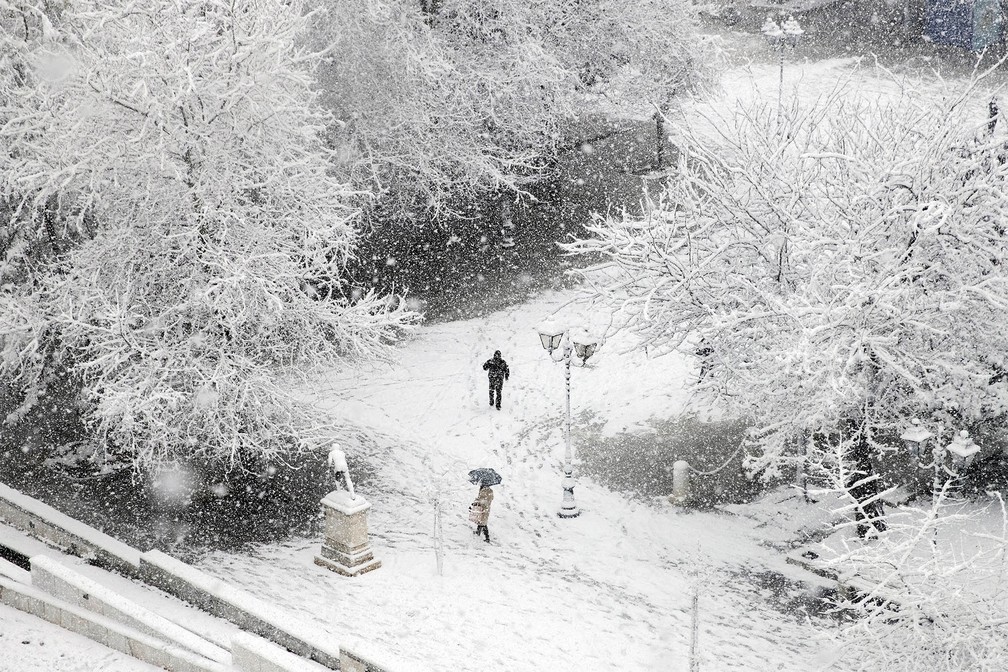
[197, 290, 841, 672]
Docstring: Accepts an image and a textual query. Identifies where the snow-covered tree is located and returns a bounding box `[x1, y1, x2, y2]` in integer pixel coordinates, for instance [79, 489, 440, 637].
[810, 439, 1008, 671]
[0, 0, 415, 470]
[567, 88, 1008, 475]
[313, 0, 716, 219]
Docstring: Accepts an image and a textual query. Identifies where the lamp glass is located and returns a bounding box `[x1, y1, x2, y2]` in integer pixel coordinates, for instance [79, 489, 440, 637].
[900, 420, 933, 459]
[573, 341, 598, 362]
[761, 16, 782, 38]
[538, 330, 564, 352]
[782, 16, 803, 37]
[947, 430, 980, 465]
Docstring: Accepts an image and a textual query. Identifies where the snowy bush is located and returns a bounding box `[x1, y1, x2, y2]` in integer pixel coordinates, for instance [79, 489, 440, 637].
[811, 445, 1008, 672]
[0, 0, 416, 470]
[567, 86, 1008, 476]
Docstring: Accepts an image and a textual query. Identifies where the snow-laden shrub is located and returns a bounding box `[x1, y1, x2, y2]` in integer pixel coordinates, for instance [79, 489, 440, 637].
[811, 439, 1008, 672]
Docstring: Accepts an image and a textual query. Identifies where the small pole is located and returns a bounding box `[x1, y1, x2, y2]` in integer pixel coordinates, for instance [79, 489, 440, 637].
[777, 46, 785, 124]
[689, 578, 700, 672]
[932, 442, 941, 551]
[433, 495, 444, 576]
[800, 431, 810, 503]
[655, 112, 664, 169]
[564, 340, 571, 466]
[671, 460, 691, 504]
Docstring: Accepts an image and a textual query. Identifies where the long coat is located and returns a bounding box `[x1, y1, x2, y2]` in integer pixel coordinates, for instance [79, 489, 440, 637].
[472, 486, 494, 525]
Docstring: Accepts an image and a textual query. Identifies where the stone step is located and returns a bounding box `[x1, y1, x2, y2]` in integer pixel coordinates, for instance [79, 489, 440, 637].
[31, 553, 231, 664]
[0, 573, 226, 672]
[0, 554, 30, 584]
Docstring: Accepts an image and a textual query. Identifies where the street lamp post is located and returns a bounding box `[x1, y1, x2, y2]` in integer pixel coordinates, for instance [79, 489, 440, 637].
[761, 14, 803, 123]
[901, 419, 979, 547]
[537, 322, 598, 518]
[901, 421, 980, 494]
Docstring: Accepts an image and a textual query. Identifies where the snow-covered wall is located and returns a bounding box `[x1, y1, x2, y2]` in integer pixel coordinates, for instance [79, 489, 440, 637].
[0, 482, 140, 575]
[0, 555, 30, 583]
[232, 632, 333, 672]
[140, 549, 344, 670]
[0, 573, 225, 672]
[30, 554, 230, 664]
[0, 483, 406, 671]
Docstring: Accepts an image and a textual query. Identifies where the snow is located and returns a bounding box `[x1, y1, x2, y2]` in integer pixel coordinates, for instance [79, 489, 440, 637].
[314, 290, 696, 441]
[682, 53, 1008, 144]
[231, 633, 332, 672]
[0, 523, 52, 561]
[811, 498, 1008, 593]
[0, 602, 161, 672]
[194, 290, 844, 672]
[0, 556, 30, 584]
[6, 33, 1008, 672]
[0, 482, 141, 570]
[322, 490, 371, 515]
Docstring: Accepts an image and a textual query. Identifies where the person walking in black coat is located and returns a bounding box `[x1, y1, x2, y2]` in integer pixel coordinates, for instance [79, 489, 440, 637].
[482, 350, 510, 410]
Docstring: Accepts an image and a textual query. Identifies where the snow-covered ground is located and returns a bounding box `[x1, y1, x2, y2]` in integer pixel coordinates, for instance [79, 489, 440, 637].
[0, 602, 163, 672]
[184, 56, 1008, 671]
[191, 289, 844, 672]
[7, 43, 1008, 672]
[730, 57, 1005, 105]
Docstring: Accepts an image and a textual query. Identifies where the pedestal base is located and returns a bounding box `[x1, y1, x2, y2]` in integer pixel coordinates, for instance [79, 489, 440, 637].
[316, 490, 381, 577]
[558, 476, 580, 518]
[314, 552, 382, 577]
[557, 507, 581, 519]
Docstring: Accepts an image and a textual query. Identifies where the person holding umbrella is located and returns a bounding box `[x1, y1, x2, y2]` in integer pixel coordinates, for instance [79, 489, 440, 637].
[468, 468, 501, 543]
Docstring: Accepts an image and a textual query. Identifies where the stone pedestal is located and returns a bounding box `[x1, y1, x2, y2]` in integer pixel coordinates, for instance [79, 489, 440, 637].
[313, 490, 381, 577]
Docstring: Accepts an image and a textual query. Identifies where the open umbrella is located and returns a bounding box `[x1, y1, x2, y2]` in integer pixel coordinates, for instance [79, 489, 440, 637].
[468, 468, 502, 487]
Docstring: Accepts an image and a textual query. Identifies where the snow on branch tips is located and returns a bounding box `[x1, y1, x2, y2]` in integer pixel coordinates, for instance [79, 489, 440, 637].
[0, 0, 418, 470]
[813, 449, 1008, 672]
[566, 85, 1008, 474]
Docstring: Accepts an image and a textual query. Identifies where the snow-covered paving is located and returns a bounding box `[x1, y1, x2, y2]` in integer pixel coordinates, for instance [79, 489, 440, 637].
[194, 290, 845, 672]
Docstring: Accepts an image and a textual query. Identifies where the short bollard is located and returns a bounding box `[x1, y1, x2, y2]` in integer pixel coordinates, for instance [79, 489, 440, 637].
[669, 460, 691, 504]
[314, 490, 381, 577]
